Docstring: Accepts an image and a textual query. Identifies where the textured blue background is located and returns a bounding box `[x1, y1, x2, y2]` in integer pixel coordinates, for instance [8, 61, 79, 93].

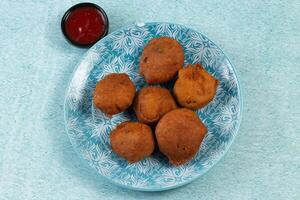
[0, 0, 299, 199]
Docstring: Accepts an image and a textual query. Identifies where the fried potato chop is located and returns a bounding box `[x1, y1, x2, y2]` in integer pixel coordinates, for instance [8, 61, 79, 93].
[173, 64, 219, 109]
[134, 86, 177, 124]
[140, 37, 184, 84]
[155, 108, 207, 165]
[110, 122, 155, 163]
[93, 73, 136, 115]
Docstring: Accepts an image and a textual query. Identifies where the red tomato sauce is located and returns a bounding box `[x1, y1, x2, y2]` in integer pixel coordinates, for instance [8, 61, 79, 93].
[64, 6, 107, 46]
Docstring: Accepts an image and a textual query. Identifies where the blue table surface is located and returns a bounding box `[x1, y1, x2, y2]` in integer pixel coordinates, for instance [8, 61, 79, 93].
[0, 0, 299, 199]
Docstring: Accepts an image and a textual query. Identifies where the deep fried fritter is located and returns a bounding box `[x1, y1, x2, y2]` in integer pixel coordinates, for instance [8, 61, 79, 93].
[155, 108, 207, 165]
[140, 37, 184, 84]
[134, 86, 177, 124]
[173, 64, 219, 109]
[110, 122, 155, 163]
[93, 73, 135, 115]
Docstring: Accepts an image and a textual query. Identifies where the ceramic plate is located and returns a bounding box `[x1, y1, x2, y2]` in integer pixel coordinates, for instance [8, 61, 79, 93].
[64, 22, 242, 191]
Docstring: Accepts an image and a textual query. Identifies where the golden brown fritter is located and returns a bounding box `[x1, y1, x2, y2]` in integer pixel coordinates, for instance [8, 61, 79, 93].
[173, 64, 219, 110]
[140, 37, 184, 84]
[155, 108, 207, 165]
[110, 122, 155, 163]
[134, 86, 177, 124]
[93, 73, 136, 115]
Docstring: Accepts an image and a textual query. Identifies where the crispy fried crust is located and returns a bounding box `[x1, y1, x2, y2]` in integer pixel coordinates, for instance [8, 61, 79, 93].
[173, 64, 219, 109]
[140, 37, 184, 84]
[110, 122, 155, 163]
[134, 86, 177, 124]
[155, 108, 207, 165]
[93, 73, 136, 115]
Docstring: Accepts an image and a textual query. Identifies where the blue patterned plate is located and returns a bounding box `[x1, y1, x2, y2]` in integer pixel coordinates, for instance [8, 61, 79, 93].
[64, 22, 242, 191]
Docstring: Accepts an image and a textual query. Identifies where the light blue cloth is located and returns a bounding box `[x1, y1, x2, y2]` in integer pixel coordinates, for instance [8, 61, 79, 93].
[0, 0, 299, 199]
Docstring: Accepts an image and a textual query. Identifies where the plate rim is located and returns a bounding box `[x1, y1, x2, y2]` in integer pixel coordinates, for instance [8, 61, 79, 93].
[63, 22, 243, 191]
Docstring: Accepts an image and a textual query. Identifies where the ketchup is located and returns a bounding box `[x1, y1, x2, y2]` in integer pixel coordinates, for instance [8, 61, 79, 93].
[62, 3, 108, 47]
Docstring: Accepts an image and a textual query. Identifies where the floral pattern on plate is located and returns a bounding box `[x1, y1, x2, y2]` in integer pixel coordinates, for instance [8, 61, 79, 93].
[64, 22, 242, 191]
